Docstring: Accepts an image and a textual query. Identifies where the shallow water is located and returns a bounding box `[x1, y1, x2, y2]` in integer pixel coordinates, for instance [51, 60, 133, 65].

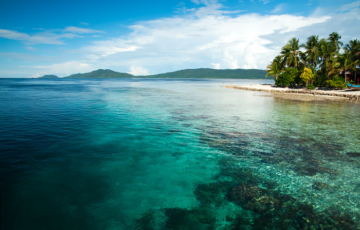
[1, 78, 360, 229]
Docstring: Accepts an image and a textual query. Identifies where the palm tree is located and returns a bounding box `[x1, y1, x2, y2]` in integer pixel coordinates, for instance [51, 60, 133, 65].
[328, 32, 343, 52]
[344, 39, 360, 83]
[281, 38, 304, 68]
[330, 50, 359, 83]
[303, 35, 320, 68]
[265, 55, 284, 80]
[344, 39, 360, 55]
[318, 38, 337, 77]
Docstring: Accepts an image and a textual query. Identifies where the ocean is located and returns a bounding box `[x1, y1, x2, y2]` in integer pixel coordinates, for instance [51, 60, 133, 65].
[1, 78, 359, 229]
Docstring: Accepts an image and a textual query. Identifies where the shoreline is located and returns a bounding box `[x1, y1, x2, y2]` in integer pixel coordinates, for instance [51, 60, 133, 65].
[224, 84, 360, 101]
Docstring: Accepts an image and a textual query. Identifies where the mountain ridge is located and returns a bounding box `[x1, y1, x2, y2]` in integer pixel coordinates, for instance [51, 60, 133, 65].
[44, 68, 269, 79]
[140, 68, 267, 79]
[39, 75, 59, 79]
[66, 69, 133, 78]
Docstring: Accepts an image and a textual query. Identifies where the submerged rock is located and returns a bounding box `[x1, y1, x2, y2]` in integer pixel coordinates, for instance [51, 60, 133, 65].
[346, 152, 360, 158]
[194, 182, 227, 206]
[228, 183, 358, 229]
[230, 183, 265, 203]
[171, 110, 186, 115]
[182, 123, 193, 127]
[222, 164, 359, 229]
[192, 115, 212, 120]
[170, 116, 192, 121]
[294, 165, 319, 176]
[164, 208, 216, 230]
[294, 164, 338, 177]
[165, 129, 182, 135]
[134, 155, 360, 230]
[312, 181, 330, 191]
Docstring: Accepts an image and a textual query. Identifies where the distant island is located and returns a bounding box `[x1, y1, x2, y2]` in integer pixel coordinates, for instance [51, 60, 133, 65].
[40, 68, 269, 79]
[139, 68, 267, 79]
[39, 75, 59, 79]
[66, 69, 132, 79]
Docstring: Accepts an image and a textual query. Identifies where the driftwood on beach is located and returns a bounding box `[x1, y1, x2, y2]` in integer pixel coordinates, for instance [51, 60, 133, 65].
[224, 85, 360, 101]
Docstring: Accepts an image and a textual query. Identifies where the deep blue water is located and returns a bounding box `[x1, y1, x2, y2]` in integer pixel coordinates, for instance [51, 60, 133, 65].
[1, 78, 360, 229]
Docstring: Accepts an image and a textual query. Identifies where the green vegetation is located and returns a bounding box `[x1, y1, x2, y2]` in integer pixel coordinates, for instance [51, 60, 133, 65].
[265, 56, 284, 80]
[300, 67, 314, 86]
[66, 69, 133, 78]
[307, 84, 315, 90]
[39, 75, 59, 79]
[142, 68, 267, 79]
[275, 67, 301, 87]
[65, 68, 267, 79]
[266, 33, 360, 89]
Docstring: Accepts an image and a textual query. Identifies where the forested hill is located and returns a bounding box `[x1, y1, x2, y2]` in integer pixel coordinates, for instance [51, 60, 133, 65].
[64, 68, 268, 79]
[143, 68, 267, 79]
[66, 69, 133, 78]
[39, 75, 59, 79]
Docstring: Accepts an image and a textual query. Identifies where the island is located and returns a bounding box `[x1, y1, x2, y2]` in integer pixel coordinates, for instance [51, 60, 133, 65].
[64, 68, 268, 79]
[66, 69, 133, 78]
[39, 75, 59, 79]
[225, 32, 360, 101]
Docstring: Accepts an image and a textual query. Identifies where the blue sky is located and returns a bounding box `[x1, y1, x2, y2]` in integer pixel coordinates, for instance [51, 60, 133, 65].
[0, 0, 359, 77]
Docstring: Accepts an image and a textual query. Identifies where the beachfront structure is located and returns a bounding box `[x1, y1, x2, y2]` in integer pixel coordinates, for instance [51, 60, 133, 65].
[346, 71, 360, 85]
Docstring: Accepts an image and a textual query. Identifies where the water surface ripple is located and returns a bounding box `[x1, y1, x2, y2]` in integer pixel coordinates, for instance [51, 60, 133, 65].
[1, 78, 360, 229]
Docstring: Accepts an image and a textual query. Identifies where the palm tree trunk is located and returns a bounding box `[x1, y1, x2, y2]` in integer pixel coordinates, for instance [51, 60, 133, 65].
[345, 68, 347, 84]
[355, 71, 357, 84]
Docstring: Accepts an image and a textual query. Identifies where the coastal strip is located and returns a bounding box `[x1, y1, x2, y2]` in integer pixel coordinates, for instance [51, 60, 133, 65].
[223, 85, 360, 101]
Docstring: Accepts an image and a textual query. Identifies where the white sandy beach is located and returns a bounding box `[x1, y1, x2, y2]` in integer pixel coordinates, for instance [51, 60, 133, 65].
[224, 84, 360, 101]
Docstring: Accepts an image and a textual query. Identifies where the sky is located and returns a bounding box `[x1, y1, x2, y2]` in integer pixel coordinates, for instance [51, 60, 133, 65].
[0, 0, 359, 78]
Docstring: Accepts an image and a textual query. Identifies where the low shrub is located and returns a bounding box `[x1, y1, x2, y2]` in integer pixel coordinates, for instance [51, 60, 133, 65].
[326, 77, 346, 89]
[307, 84, 315, 90]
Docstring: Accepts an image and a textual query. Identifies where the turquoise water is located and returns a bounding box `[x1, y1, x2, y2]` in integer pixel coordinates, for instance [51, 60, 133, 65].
[1, 78, 360, 229]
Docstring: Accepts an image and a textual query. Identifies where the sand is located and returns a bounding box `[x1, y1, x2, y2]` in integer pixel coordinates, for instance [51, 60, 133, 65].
[224, 84, 360, 101]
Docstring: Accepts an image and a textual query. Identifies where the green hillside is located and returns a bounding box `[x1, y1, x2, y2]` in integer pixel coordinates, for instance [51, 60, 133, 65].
[66, 69, 133, 78]
[142, 68, 267, 79]
[64, 68, 268, 79]
[39, 75, 59, 79]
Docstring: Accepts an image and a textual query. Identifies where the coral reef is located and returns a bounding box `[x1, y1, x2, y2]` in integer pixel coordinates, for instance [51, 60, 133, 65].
[347, 152, 360, 158]
[133, 155, 360, 229]
[312, 182, 330, 191]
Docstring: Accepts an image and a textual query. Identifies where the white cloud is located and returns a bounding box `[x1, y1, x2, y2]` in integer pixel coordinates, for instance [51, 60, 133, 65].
[63, 26, 104, 34]
[271, 4, 286, 13]
[338, 1, 360, 12]
[259, 0, 270, 4]
[0, 26, 104, 45]
[0, 29, 64, 44]
[128, 66, 150, 75]
[211, 63, 221, 69]
[83, 40, 140, 60]
[75, 5, 329, 73]
[191, 0, 217, 5]
[175, 2, 196, 14]
[11, 0, 359, 78]
[0, 52, 59, 61]
[29, 73, 40, 78]
[31, 61, 93, 77]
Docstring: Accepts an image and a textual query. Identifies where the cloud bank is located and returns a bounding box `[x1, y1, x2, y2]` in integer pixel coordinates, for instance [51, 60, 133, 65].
[1, 1, 360, 78]
[0, 26, 104, 45]
[56, 2, 331, 76]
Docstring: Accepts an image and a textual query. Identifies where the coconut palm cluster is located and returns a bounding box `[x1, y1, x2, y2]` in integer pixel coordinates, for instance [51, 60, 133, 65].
[266, 32, 360, 89]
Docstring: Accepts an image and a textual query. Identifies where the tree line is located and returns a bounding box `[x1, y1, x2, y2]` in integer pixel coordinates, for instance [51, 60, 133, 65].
[266, 32, 360, 89]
